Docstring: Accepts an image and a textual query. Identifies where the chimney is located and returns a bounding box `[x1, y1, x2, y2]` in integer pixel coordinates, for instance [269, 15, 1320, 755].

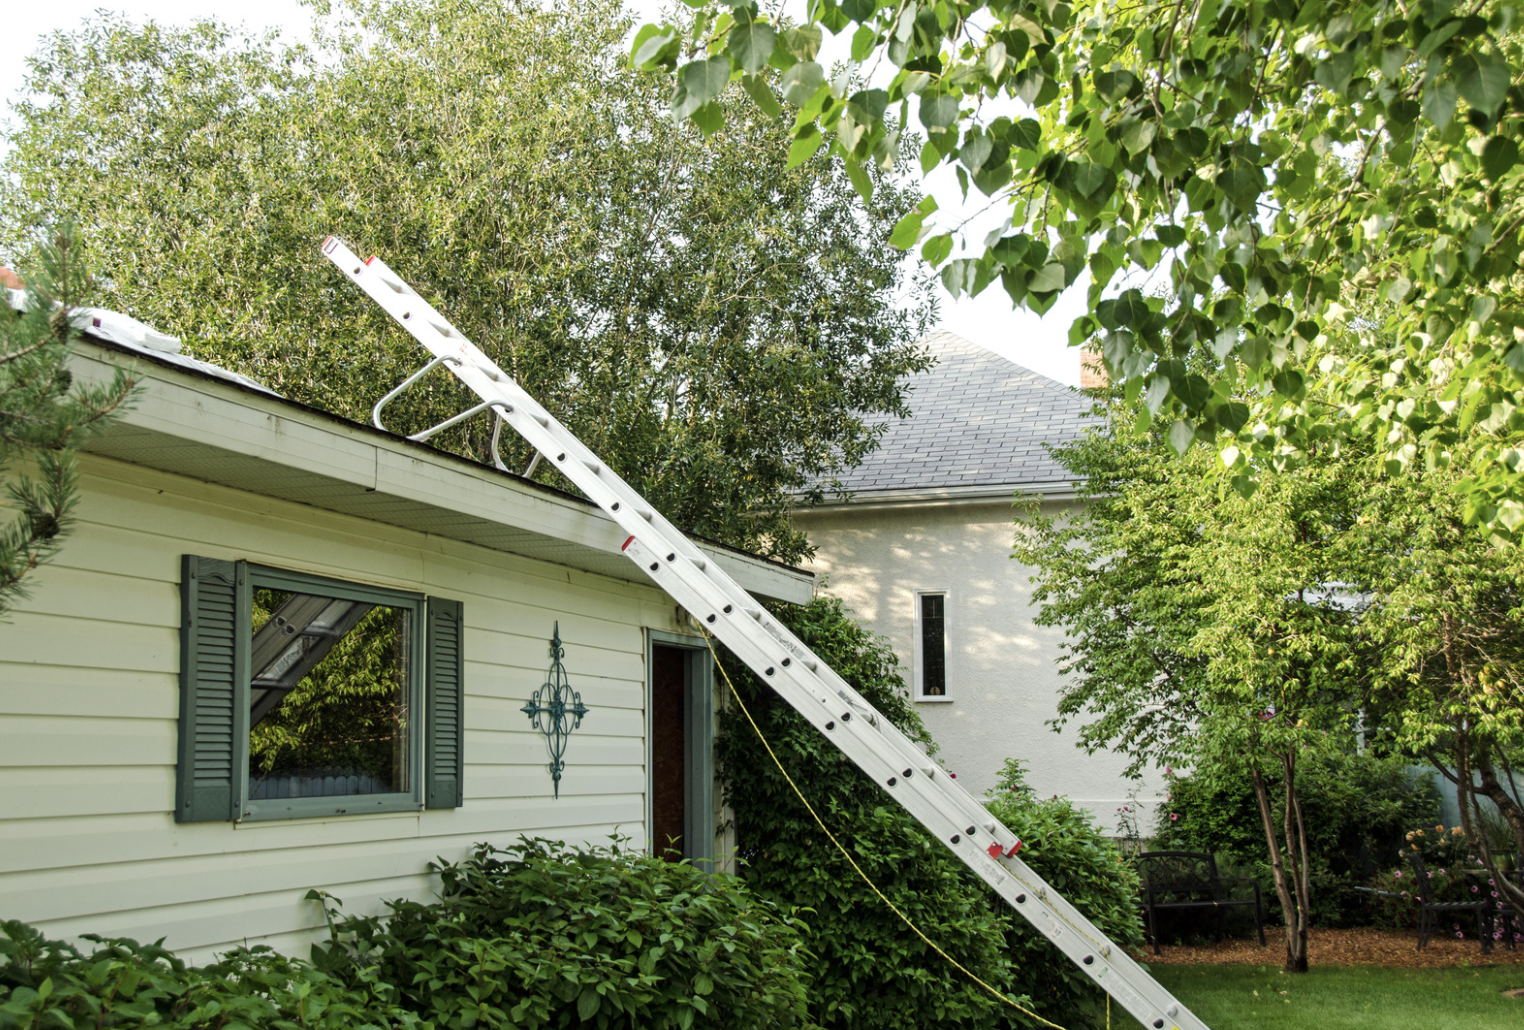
[1080, 347, 1108, 389]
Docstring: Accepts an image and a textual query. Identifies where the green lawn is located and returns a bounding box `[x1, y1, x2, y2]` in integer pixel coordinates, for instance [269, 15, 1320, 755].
[1108, 964, 1524, 1030]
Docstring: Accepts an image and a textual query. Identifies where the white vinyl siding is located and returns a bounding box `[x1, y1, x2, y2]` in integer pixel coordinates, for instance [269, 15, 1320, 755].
[0, 453, 683, 963]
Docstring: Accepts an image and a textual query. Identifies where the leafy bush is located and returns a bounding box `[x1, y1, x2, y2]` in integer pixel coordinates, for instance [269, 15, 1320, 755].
[1151, 751, 1440, 926]
[3, 839, 811, 1030]
[717, 596, 1021, 1029]
[0, 920, 421, 1030]
[719, 596, 1142, 1029]
[982, 762, 1144, 1010]
[316, 838, 813, 1030]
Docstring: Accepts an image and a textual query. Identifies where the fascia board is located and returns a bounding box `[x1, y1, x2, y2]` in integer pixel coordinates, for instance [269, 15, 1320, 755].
[696, 542, 813, 606]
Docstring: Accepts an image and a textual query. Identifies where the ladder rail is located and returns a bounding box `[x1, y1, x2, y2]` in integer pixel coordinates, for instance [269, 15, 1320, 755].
[320, 237, 1207, 1030]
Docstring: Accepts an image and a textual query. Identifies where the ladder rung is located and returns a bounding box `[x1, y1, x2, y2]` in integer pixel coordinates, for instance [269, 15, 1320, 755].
[584, 460, 602, 475]
[745, 608, 762, 620]
[690, 557, 707, 570]
[533, 414, 549, 427]
[636, 509, 653, 521]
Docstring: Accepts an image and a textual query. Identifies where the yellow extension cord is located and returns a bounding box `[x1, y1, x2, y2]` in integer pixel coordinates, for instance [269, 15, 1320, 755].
[703, 634, 1078, 1030]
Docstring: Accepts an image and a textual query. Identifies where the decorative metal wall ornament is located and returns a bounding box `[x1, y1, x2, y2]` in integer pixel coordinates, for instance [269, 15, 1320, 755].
[521, 622, 589, 799]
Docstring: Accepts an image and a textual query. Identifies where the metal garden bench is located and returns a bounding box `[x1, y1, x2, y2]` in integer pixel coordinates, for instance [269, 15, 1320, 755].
[1136, 850, 1266, 954]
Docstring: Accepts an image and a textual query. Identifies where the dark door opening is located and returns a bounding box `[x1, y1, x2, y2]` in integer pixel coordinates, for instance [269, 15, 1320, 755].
[648, 634, 715, 870]
[651, 643, 687, 860]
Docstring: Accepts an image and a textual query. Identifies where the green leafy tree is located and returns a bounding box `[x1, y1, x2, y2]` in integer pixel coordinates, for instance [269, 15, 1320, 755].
[1015, 408, 1373, 971]
[1357, 464, 1524, 923]
[0, 227, 134, 619]
[1019, 399, 1524, 958]
[0, 0, 935, 563]
[635, 0, 1524, 541]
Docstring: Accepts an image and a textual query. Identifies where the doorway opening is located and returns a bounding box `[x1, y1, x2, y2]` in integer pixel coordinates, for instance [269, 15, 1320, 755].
[647, 632, 715, 871]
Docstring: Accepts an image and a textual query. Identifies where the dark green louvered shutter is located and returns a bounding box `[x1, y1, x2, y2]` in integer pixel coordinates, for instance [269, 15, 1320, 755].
[176, 555, 244, 822]
[425, 597, 465, 809]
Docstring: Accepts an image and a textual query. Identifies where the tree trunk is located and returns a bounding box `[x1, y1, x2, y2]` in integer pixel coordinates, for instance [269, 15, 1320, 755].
[1472, 752, 1524, 925]
[1252, 764, 1309, 972]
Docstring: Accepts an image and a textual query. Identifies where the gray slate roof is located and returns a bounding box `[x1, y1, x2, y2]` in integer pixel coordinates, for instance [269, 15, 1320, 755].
[826, 330, 1099, 496]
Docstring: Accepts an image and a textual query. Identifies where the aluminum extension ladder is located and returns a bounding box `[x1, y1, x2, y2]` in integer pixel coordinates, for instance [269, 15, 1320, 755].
[320, 236, 1206, 1030]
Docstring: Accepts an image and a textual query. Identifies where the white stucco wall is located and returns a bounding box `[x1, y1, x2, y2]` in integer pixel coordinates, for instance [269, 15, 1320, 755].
[793, 498, 1163, 830]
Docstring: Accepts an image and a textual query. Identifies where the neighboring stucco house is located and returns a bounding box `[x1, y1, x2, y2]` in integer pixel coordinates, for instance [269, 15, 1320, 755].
[793, 331, 1161, 824]
[0, 305, 811, 962]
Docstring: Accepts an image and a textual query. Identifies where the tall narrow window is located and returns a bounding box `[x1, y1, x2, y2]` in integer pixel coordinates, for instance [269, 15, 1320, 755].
[917, 592, 948, 699]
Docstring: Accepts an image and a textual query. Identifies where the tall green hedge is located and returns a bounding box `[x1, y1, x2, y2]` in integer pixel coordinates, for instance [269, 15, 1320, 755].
[1151, 751, 1440, 926]
[717, 596, 1144, 1029]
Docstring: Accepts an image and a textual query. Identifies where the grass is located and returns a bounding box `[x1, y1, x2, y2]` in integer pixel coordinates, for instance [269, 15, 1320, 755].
[1108, 964, 1524, 1030]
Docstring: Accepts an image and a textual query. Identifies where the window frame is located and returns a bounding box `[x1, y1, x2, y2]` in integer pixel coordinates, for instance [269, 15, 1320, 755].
[912, 589, 953, 703]
[238, 563, 427, 822]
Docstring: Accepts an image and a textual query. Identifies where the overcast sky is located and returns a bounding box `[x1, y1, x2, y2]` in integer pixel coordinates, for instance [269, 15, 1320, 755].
[2, 1, 1082, 385]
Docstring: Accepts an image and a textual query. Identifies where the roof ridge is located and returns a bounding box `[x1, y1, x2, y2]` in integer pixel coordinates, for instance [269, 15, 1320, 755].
[917, 330, 1078, 396]
[807, 329, 1100, 495]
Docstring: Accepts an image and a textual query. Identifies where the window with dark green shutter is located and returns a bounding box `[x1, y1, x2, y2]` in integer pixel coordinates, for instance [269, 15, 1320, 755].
[177, 557, 464, 821]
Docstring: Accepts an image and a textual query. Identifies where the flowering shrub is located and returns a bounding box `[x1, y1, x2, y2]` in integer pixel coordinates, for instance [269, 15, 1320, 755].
[1368, 823, 1523, 945]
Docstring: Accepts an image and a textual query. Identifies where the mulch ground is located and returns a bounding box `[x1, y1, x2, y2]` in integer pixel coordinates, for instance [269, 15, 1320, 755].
[1133, 927, 1524, 968]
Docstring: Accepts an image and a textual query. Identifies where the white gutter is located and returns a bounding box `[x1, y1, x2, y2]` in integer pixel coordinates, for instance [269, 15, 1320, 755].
[798, 481, 1082, 512]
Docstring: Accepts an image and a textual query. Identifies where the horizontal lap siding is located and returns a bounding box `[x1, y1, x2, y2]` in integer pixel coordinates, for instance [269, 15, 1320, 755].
[0, 455, 668, 961]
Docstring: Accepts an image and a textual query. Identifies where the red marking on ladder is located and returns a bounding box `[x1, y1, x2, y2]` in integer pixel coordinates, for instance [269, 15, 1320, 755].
[366, 255, 378, 265]
[621, 536, 635, 552]
[987, 842, 1004, 859]
[1006, 841, 1024, 857]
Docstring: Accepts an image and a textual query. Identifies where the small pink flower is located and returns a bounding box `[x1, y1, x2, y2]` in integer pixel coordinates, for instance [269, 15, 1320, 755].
[1170, 813, 1179, 821]
[1165, 765, 1173, 775]
[1394, 872, 1403, 879]
[1472, 885, 1479, 893]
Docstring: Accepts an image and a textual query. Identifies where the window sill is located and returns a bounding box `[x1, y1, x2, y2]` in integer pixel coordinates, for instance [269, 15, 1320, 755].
[914, 696, 955, 704]
[238, 795, 424, 822]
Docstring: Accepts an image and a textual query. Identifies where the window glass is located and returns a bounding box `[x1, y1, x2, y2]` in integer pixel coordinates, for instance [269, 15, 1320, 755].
[248, 587, 413, 800]
[920, 593, 946, 697]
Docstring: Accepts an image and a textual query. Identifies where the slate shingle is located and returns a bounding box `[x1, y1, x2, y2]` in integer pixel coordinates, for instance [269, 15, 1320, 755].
[825, 331, 1099, 494]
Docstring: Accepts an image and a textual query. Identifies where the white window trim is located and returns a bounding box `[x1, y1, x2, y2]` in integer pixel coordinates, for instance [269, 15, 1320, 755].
[912, 589, 953, 703]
